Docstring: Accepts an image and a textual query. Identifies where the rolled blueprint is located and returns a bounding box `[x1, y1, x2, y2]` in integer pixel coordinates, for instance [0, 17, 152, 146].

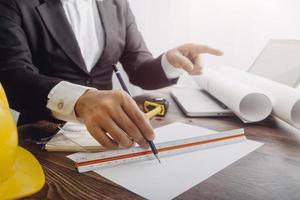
[216, 66, 300, 129]
[194, 68, 272, 123]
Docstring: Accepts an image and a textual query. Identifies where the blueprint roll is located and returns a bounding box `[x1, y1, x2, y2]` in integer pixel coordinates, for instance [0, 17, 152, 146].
[194, 68, 272, 123]
[217, 66, 300, 129]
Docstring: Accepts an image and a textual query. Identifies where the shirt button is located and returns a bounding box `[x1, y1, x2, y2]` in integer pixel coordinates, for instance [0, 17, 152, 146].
[85, 78, 92, 85]
[57, 101, 64, 110]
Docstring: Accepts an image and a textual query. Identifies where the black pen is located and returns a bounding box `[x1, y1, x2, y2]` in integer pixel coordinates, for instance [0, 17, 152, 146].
[112, 64, 161, 163]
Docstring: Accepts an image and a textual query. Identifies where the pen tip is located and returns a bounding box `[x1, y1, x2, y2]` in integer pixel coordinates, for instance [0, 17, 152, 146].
[155, 155, 161, 164]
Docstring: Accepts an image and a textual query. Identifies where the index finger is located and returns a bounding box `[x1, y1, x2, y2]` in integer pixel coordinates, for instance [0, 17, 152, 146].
[193, 45, 223, 56]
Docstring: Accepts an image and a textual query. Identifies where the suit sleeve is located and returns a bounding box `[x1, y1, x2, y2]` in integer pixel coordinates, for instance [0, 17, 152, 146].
[0, 0, 61, 114]
[119, 0, 178, 90]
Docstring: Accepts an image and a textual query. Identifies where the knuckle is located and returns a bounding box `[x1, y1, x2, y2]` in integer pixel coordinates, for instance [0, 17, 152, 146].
[127, 123, 138, 134]
[89, 114, 102, 123]
[99, 101, 113, 113]
[84, 118, 94, 127]
[134, 113, 145, 123]
[128, 130, 143, 143]
[192, 54, 201, 60]
[114, 90, 131, 104]
[123, 141, 133, 148]
[135, 137, 146, 146]
[135, 118, 145, 127]
[89, 113, 98, 120]
[101, 141, 117, 150]
[114, 90, 127, 99]
[202, 45, 209, 50]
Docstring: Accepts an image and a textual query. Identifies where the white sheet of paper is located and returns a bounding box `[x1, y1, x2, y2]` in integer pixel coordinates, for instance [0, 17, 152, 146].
[45, 122, 105, 152]
[59, 122, 100, 147]
[193, 69, 272, 123]
[85, 123, 263, 200]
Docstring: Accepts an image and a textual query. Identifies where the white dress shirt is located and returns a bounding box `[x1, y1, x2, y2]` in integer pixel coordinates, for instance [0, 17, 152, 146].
[47, 0, 180, 122]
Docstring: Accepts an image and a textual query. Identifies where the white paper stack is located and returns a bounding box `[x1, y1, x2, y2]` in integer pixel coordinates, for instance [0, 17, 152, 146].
[45, 122, 104, 152]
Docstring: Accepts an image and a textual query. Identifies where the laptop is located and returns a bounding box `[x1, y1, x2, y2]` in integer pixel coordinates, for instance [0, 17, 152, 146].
[172, 39, 300, 117]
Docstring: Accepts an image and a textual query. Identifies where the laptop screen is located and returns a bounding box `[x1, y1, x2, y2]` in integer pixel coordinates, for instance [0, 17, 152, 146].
[248, 40, 300, 88]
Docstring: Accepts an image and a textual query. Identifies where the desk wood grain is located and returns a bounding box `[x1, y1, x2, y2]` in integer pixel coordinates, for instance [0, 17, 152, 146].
[19, 90, 300, 200]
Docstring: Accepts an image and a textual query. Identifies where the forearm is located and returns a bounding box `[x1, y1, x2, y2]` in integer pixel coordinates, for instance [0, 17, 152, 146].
[127, 55, 179, 90]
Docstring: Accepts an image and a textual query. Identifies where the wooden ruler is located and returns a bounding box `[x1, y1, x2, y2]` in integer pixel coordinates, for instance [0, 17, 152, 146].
[70, 129, 246, 173]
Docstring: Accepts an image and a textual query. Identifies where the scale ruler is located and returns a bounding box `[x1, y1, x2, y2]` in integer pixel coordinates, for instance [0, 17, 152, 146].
[70, 129, 246, 173]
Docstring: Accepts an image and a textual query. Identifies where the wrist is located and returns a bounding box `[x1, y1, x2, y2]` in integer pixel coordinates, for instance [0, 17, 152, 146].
[75, 89, 98, 118]
[161, 52, 182, 79]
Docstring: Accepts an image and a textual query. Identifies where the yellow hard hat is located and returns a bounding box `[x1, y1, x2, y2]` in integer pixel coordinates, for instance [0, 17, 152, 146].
[0, 83, 45, 199]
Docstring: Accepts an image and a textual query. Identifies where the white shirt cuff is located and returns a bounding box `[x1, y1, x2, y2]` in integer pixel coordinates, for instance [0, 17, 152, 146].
[161, 53, 181, 79]
[46, 81, 95, 122]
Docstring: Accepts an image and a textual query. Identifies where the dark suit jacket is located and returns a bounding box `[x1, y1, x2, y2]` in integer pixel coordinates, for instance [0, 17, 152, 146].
[0, 0, 177, 124]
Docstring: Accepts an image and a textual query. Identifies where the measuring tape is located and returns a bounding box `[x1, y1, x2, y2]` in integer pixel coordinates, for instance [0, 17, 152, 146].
[71, 129, 246, 173]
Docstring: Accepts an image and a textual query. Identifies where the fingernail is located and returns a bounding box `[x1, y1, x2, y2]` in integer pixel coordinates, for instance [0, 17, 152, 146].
[148, 134, 155, 141]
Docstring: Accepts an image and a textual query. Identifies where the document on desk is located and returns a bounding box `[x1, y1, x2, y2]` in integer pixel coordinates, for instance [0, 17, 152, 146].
[45, 122, 105, 152]
[68, 122, 263, 200]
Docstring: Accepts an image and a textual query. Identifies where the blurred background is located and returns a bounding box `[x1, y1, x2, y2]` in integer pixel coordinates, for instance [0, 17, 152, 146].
[113, 0, 300, 94]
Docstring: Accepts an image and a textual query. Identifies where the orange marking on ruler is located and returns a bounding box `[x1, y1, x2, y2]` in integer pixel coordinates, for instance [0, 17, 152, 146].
[157, 134, 244, 153]
[77, 133, 245, 167]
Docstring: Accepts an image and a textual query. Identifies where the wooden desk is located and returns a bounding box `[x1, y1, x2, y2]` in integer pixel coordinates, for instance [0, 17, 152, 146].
[19, 90, 300, 200]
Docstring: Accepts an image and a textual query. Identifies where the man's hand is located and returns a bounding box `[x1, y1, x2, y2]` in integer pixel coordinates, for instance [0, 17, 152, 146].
[75, 90, 154, 149]
[166, 43, 223, 75]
